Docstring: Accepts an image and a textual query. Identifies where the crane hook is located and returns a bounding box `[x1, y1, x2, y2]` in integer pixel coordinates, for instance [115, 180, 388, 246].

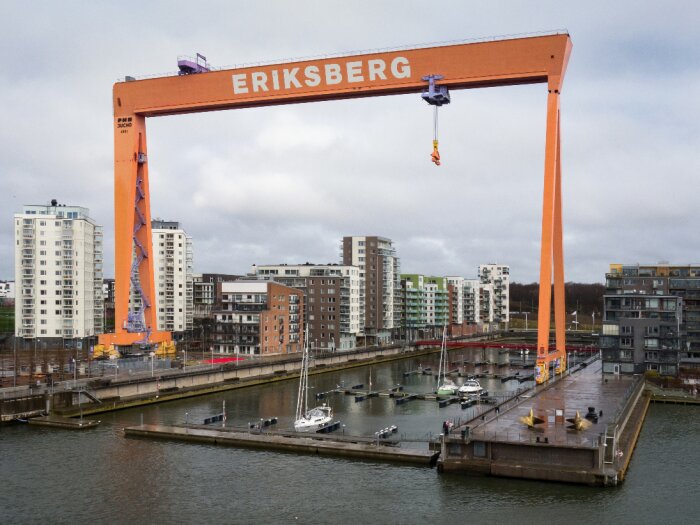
[422, 75, 450, 167]
[431, 139, 441, 166]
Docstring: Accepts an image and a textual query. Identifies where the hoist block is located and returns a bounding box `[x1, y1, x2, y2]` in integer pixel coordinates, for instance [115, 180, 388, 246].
[422, 75, 451, 106]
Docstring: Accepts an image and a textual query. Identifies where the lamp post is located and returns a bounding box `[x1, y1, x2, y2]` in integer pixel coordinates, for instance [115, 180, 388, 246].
[13, 334, 17, 387]
[72, 357, 77, 389]
[524, 312, 529, 331]
[150, 351, 155, 377]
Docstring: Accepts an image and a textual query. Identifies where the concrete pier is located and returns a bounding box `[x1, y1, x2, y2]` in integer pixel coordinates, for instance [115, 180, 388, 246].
[28, 415, 100, 429]
[125, 424, 439, 466]
[438, 359, 649, 486]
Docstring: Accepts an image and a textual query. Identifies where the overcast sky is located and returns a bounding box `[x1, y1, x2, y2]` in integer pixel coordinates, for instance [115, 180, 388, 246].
[2, 1, 698, 284]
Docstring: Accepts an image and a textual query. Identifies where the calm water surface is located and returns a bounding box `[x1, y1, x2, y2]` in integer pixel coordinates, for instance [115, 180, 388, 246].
[1, 352, 699, 524]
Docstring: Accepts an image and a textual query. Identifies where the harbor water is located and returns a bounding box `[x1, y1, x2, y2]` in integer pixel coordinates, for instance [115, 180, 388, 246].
[1, 351, 698, 524]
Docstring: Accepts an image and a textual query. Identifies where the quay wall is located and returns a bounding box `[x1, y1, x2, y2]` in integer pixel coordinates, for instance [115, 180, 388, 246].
[50, 345, 442, 417]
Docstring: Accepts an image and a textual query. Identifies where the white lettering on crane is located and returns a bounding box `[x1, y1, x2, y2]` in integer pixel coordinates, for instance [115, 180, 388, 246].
[325, 63, 342, 85]
[304, 65, 321, 87]
[283, 67, 302, 89]
[231, 56, 413, 95]
[232, 74, 248, 94]
[391, 57, 411, 78]
[251, 72, 268, 92]
[346, 61, 364, 83]
[367, 59, 387, 81]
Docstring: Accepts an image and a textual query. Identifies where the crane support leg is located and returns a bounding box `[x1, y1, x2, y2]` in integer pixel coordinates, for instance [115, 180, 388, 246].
[535, 90, 566, 383]
[98, 115, 171, 349]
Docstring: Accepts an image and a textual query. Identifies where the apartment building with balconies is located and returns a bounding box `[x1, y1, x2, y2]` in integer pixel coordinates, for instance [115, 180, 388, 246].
[600, 263, 700, 375]
[212, 281, 304, 356]
[341, 236, 400, 344]
[14, 200, 104, 343]
[479, 264, 510, 326]
[251, 263, 361, 351]
[463, 279, 482, 325]
[399, 274, 448, 339]
[152, 219, 193, 336]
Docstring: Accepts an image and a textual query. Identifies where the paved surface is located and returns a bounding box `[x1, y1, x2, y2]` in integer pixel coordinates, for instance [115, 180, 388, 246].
[468, 360, 638, 447]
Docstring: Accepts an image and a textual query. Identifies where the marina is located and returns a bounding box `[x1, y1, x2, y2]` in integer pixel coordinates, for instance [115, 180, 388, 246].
[1, 348, 698, 523]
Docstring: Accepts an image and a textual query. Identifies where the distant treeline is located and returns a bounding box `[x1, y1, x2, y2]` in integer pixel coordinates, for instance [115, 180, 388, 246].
[510, 282, 605, 318]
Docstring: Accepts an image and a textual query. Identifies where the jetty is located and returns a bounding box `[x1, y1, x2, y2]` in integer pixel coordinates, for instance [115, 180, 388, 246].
[124, 424, 439, 466]
[437, 358, 649, 486]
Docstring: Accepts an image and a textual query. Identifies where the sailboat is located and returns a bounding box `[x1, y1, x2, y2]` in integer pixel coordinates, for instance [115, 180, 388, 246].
[436, 324, 458, 396]
[294, 326, 333, 432]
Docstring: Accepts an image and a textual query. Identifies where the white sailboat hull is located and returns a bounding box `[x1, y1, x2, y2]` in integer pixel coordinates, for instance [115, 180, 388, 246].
[294, 413, 333, 432]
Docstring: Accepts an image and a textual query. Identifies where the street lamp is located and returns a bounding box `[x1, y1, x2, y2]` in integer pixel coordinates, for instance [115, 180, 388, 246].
[524, 312, 529, 331]
[150, 351, 155, 377]
[13, 334, 17, 387]
[72, 357, 77, 389]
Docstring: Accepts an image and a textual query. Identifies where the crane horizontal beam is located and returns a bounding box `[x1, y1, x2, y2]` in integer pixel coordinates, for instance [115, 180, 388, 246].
[114, 34, 571, 117]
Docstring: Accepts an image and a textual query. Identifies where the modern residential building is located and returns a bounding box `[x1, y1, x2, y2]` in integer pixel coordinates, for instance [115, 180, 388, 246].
[479, 264, 510, 326]
[341, 236, 400, 344]
[192, 274, 215, 319]
[212, 280, 304, 356]
[600, 263, 700, 375]
[14, 200, 104, 343]
[251, 263, 361, 351]
[151, 219, 193, 336]
[0, 280, 15, 299]
[399, 274, 448, 339]
[463, 279, 482, 325]
[446, 277, 465, 326]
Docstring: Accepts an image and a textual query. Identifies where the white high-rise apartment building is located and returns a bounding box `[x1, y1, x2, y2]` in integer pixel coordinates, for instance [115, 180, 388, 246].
[479, 264, 510, 325]
[341, 236, 400, 344]
[152, 220, 193, 335]
[14, 201, 104, 341]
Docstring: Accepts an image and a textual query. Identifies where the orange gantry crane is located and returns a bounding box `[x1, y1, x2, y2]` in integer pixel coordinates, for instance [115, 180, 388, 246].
[98, 33, 572, 383]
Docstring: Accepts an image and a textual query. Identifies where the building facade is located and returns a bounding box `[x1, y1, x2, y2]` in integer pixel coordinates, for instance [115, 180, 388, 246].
[341, 236, 400, 344]
[463, 279, 482, 325]
[0, 280, 15, 300]
[479, 264, 510, 326]
[446, 277, 465, 326]
[600, 263, 700, 375]
[151, 220, 193, 336]
[399, 274, 448, 339]
[251, 263, 361, 351]
[14, 201, 104, 342]
[212, 281, 304, 356]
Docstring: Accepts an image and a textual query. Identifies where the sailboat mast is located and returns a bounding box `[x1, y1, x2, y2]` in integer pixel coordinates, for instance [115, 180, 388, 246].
[296, 326, 309, 420]
[437, 324, 447, 389]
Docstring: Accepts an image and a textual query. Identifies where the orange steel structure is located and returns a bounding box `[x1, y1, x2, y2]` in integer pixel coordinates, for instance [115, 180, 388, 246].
[100, 33, 572, 383]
